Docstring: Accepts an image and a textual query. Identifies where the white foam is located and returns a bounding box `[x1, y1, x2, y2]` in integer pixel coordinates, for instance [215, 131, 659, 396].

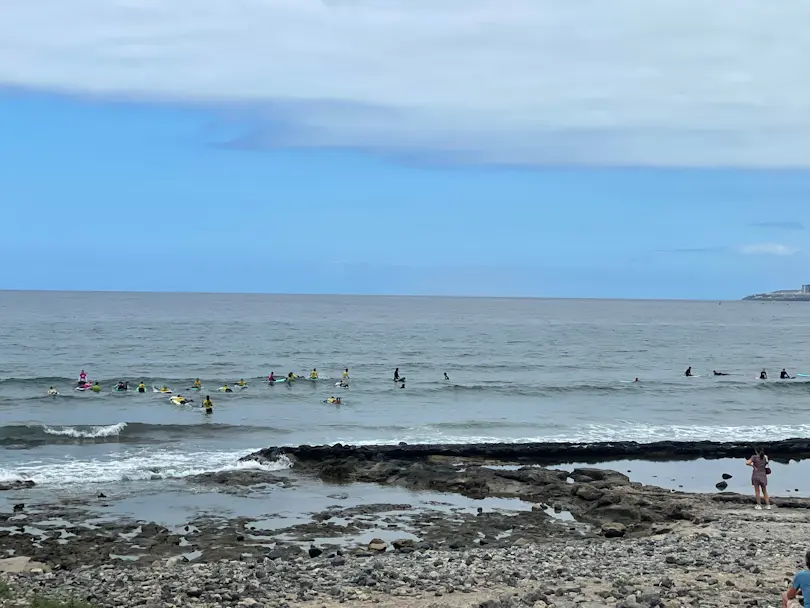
[42, 422, 127, 439]
[2, 448, 292, 486]
[323, 422, 810, 446]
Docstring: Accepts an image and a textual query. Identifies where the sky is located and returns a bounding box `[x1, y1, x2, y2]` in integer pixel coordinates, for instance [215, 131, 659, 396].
[1, 0, 810, 299]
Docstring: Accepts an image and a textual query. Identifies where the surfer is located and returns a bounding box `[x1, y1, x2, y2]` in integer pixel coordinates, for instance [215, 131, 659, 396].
[192, 379, 201, 389]
[219, 384, 233, 393]
[342, 368, 350, 380]
[172, 394, 192, 405]
[310, 369, 318, 380]
[203, 395, 213, 413]
[268, 372, 275, 382]
[394, 368, 400, 382]
[116, 381, 128, 391]
[444, 372, 449, 380]
[159, 385, 170, 393]
[712, 370, 729, 376]
[400, 382, 405, 389]
[91, 382, 102, 393]
[286, 372, 296, 383]
[47, 387, 58, 396]
[137, 382, 146, 393]
[760, 369, 768, 380]
[684, 367, 693, 377]
[780, 369, 792, 379]
[634, 378, 639, 383]
[236, 379, 247, 388]
[337, 380, 349, 388]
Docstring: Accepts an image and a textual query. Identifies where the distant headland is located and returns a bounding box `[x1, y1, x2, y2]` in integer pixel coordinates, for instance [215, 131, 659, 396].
[743, 284, 810, 301]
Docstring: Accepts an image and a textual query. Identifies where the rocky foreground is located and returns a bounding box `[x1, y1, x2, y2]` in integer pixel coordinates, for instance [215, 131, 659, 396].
[1, 504, 807, 608]
[3, 439, 810, 607]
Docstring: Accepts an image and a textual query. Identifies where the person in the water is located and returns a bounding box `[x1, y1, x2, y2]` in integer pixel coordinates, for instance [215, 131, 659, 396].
[759, 369, 768, 380]
[712, 370, 729, 376]
[394, 368, 400, 382]
[47, 387, 58, 396]
[444, 372, 449, 380]
[193, 379, 201, 389]
[203, 395, 213, 414]
[268, 372, 275, 382]
[310, 369, 318, 380]
[684, 367, 693, 377]
[780, 368, 792, 379]
[137, 382, 146, 393]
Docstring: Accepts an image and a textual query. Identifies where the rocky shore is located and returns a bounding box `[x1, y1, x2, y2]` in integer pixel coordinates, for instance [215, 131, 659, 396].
[3, 441, 810, 607]
[2, 503, 807, 608]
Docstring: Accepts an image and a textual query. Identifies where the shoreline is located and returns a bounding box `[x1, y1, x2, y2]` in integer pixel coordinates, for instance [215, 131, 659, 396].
[2, 500, 808, 608]
[3, 441, 810, 606]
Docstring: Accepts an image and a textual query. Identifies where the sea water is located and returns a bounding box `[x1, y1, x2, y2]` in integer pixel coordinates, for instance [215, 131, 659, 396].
[1, 291, 808, 508]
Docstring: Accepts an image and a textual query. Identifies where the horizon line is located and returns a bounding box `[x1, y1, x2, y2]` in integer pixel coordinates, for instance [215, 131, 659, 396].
[0, 287, 744, 303]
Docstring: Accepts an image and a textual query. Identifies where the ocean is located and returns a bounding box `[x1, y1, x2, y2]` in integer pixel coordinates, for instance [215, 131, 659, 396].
[1, 290, 809, 501]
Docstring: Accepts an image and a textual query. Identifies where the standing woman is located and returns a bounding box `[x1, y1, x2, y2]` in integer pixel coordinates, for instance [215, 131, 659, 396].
[746, 447, 771, 510]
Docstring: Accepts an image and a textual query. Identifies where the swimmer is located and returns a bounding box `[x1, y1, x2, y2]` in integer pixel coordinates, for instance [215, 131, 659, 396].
[203, 395, 213, 413]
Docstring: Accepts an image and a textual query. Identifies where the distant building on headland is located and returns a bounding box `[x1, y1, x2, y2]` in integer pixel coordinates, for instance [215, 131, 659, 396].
[743, 285, 810, 301]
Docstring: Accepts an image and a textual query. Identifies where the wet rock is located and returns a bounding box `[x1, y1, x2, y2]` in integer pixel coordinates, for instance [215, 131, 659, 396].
[368, 538, 387, 552]
[722, 473, 733, 480]
[575, 485, 605, 501]
[308, 545, 323, 558]
[186, 470, 289, 487]
[715, 481, 728, 491]
[0, 480, 35, 491]
[601, 522, 627, 538]
[392, 538, 415, 551]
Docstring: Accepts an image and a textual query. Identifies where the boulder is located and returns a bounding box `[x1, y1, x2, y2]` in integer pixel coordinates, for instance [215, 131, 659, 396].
[575, 485, 605, 501]
[368, 538, 387, 552]
[601, 522, 627, 538]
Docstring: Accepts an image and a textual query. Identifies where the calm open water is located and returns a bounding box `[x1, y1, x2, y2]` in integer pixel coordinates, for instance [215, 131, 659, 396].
[1, 290, 809, 490]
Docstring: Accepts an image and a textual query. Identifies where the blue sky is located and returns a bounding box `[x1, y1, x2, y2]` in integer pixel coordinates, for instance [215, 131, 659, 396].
[1, 1, 810, 299]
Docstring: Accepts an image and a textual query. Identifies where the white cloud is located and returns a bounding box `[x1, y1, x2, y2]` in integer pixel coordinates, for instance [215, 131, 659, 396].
[738, 244, 800, 256]
[2, 0, 810, 167]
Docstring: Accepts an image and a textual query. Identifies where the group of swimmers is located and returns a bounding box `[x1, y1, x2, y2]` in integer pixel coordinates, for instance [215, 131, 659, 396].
[685, 366, 796, 379]
[51, 367, 450, 403]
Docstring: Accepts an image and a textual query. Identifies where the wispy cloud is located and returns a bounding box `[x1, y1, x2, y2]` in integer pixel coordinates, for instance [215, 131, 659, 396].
[738, 243, 800, 256]
[2, 1, 810, 167]
[749, 221, 805, 231]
